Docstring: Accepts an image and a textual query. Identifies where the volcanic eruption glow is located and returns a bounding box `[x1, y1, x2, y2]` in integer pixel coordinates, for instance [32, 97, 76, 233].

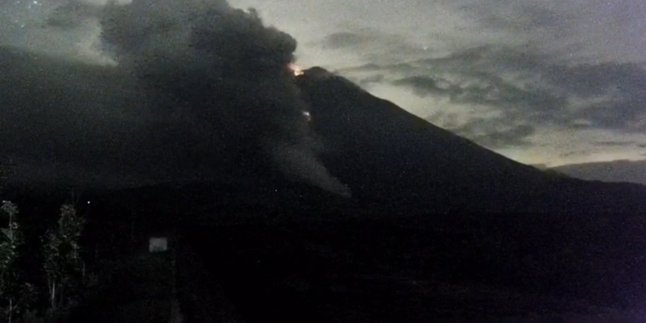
[302, 111, 312, 122]
[288, 63, 304, 76]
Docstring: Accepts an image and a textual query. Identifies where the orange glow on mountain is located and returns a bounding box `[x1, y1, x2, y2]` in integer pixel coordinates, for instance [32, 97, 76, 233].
[288, 63, 304, 76]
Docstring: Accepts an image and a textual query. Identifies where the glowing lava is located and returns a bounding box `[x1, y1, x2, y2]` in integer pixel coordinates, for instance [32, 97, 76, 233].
[288, 63, 304, 76]
[302, 111, 312, 122]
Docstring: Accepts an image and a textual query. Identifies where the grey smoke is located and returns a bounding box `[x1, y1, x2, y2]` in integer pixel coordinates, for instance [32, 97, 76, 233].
[0, 0, 350, 196]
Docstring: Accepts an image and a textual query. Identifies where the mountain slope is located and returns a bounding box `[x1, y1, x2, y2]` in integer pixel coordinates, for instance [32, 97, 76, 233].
[551, 159, 646, 185]
[297, 67, 646, 214]
[12, 67, 646, 323]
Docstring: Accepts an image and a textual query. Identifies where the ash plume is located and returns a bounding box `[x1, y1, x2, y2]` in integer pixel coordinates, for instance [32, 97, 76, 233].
[0, 0, 350, 196]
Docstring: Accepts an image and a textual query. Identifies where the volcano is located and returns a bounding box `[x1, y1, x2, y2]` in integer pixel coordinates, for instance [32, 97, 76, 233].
[4, 0, 646, 321]
[4, 53, 646, 321]
[51, 68, 646, 322]
[295, 67, 646, 215]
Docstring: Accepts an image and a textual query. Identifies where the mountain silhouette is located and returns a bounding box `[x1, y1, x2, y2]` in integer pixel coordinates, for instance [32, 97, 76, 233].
[551, 159, 646, 186]
[6, 64, 646, 323]
[296, 67, 646, 214]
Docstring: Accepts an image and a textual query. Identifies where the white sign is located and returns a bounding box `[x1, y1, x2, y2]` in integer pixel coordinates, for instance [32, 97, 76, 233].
[149, 237, 168, 253]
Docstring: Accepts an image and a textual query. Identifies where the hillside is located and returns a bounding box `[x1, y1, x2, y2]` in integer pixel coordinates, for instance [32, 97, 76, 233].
[4, 62, 646, 323]
[60, 68, 646, 322]
[551, 159, 646, 186]
[296, 67, 646, 214]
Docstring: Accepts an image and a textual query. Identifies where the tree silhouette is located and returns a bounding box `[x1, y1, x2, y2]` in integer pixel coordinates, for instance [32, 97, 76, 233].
[0, 201, 22, 323]
[43, 204, 85, 312]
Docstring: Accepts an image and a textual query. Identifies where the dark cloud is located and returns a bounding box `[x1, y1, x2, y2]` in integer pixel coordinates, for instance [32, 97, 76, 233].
[321, 32, 368, 50]
[544, 63, 646, 130]
[453, 120, 535, 149]
[393, 70, 566, 127]
[392, 76, 461, 98]
[466, 2, 564, 33]
[0, 0, 350, 196]
[338, 62, 416, 74]
[349, 45, 646, 139]
[357, 74, 385, 87]
[319, 29, 432, 66]
[426, 112, 535, 149]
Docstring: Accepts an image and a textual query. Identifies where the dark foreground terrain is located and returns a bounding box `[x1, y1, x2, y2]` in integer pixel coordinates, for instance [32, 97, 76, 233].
[3, 59, 646, 322]
[22, 181, 634, 323]
[184, 215, 646, 322]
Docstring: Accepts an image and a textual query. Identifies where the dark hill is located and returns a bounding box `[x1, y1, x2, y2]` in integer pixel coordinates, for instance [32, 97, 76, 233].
[6, 66, 646, 323]
[297, 67, 646, 214]
[551, 159, 646, 186]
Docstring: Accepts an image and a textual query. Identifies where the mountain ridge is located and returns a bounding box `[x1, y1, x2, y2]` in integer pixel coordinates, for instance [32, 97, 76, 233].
[295, 67, 646, 214]
[551, 159, 646, 186]
[5, 62, 646, 323]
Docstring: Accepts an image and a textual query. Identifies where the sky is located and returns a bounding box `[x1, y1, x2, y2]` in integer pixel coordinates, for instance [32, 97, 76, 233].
[228, 0, 646, 167]
[0, 0, 645, 168]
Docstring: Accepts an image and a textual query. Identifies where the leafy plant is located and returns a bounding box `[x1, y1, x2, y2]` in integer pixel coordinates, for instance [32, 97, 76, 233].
[43, 204, 85, 312]
[0, 201, 23, 323]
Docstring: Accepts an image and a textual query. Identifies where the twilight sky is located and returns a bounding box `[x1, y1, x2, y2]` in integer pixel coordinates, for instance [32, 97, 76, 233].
[1, 0, 646, 167]
[229, 0, 646, 167]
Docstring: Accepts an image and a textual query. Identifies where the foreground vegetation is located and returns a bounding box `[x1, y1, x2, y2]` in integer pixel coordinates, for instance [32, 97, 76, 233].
[0, 200, 85, 323]
[1, 181, 645, 322]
